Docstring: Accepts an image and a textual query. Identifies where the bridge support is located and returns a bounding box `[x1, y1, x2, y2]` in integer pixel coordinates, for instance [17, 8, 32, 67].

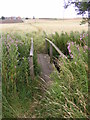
[50, 44, 53, 63]
[45, 39, 48, 53]
[29, 38, 34, 80]
[29, 56, 34, 80]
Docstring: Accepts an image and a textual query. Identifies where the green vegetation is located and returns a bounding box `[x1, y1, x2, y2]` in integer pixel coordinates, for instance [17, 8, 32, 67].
[48, 31, 88, 57]
[0, 34, 2, 119]
[1, 30, 88, 118]
[2, 32, 41, 117]
[33, 42, 88, 118]
[64, 1, 89, 24]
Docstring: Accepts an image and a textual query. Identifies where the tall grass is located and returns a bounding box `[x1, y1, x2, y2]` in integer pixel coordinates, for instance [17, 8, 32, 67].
[1, 31, 88, 118]
[2, 32, 41, 118]
[31, 31, 88, 118]
[47, 31, 88, 59]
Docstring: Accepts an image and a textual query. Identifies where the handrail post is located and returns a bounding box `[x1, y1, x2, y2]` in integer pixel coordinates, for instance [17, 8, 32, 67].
[29, 56, 34, 80]
[45, 38, 67, 60]
[29, 38, 34, 80]
[45, 38, 47, 53]
[50, 44, 53, 63]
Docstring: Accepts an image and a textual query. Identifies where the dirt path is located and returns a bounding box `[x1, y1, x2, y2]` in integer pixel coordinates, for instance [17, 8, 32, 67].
[37, 54, 54, 83]
[29, 23, 42, 32]
[24, 54, 54, 118]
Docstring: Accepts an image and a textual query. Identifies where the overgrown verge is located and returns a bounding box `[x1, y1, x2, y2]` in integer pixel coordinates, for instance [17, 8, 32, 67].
[32, 36, 88, 118]
[1, 33, 41, 118]
[47, 31, 88, 58]
[1, 30, 88, 118]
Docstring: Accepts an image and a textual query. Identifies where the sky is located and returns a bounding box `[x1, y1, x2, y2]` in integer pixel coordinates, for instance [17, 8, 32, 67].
[0, 0, 86, 18]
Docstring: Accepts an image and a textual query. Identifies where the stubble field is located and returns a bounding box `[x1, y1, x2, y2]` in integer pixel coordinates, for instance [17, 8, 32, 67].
[0, 18, 88, 34]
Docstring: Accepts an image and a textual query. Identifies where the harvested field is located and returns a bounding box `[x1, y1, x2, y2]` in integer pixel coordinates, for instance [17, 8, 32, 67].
[0, 19, 88, 34]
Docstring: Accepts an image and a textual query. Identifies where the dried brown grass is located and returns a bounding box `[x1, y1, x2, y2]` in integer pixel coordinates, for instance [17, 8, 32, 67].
[0, 19, 88, 34]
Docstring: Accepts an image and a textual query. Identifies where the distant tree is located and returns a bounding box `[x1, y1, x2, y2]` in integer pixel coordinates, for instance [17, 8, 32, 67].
[1, 16, 5, 20]
[64, 0, 90, 24]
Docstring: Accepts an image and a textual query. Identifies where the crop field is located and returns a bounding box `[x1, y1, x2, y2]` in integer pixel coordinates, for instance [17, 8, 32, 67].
[0, 19, 89, 118]
[0, 19, 88, 34]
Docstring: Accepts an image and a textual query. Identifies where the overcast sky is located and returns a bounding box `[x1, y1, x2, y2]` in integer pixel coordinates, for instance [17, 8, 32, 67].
[0, 0, 86, 18]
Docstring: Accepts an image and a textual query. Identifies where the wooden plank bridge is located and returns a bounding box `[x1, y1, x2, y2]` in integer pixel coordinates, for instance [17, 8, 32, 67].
[29, 37, 67, 81]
